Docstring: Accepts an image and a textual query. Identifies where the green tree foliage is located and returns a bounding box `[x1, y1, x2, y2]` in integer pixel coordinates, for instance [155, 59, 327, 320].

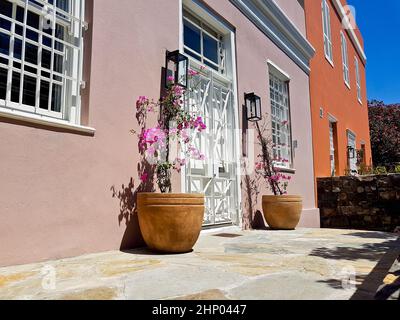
[368, 100, 400, 168]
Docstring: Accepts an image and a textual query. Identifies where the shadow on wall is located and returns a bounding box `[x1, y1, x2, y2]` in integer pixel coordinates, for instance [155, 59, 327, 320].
[109, 67, 168, 251]
[242, 169, 268, 230]
[242, 104, 268, 230]
[111, 162, 156, 251]
[111, 178, 143, 251]
[111, 160, 156, 250]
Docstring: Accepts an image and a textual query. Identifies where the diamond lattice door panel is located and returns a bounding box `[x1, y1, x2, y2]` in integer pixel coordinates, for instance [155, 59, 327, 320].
[185, 62, 239, 227]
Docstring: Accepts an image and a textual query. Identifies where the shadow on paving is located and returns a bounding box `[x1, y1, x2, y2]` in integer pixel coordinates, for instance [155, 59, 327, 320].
[309, 231, 400, 300]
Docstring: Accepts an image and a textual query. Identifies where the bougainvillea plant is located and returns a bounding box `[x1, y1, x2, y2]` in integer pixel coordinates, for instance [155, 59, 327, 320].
[254, 117, 292, 196]
[135, 70, 206, 193]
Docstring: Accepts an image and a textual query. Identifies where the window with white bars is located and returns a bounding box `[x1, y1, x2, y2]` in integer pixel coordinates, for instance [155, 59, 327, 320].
[270, 73, 292, 168]
[322, 0, 333, 64]
[0, 0, 85, 124]
[355, 56, 362, 103]
[341, 31, 350, 87]
[183, 9, 225, 74]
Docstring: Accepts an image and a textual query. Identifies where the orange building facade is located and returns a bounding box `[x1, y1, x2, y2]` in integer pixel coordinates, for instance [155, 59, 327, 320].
[305, 0, 372, 178]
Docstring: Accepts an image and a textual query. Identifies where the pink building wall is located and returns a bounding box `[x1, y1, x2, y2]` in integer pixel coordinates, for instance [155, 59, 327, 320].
[0, 0, 318, 267]
[274, 0, 307, 34]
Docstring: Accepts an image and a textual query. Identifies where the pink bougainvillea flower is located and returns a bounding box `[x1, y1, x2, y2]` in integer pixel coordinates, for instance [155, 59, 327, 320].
[173, 85, 184, 97]
[134, 72, 209, 192]
[169, 128, 178, 136]
[140, 173, 149, 183]
[181, 129, 189, 140]
[191, 116, 206, 132]
[147, 146, 156, 157]
[136, 96, 148, 110]
[188, 69, 199, 76]
[255, 162, 264, 170]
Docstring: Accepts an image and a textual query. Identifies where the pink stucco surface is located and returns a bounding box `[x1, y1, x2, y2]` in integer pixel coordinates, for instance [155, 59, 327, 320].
[0, 0, 318, 267]
[274, 0, 307, 35]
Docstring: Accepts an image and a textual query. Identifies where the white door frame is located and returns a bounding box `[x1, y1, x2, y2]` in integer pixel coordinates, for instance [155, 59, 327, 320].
[178, 1, 242, 227]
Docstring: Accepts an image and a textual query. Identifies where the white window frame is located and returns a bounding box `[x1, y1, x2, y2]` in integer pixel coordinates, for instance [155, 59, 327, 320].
[354, 56, 362, 104]
[268, 66, 293, 170]
[0, 0, 86, 127]
[341, 31, 350, 88]
[180, 0, 242, 226]
[322, 0, 333, 65]
[182, 9, 225, 74]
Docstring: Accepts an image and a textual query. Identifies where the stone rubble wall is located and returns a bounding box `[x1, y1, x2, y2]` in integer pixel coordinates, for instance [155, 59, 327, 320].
[317, 174, 400, 232]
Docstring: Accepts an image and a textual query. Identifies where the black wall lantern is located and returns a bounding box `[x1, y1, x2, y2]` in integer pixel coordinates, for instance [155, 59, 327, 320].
[165, 50, 189, 89]
[245, 93, 262, 122]
[347, 146, 356, 159]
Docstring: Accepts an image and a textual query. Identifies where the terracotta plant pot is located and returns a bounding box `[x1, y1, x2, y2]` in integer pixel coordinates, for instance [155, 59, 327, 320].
[137, 193, 205, 253]
[262, 195, 303, 230]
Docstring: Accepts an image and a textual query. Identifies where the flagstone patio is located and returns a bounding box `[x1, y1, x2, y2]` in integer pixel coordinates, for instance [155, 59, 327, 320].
[0, 228, 399, 300]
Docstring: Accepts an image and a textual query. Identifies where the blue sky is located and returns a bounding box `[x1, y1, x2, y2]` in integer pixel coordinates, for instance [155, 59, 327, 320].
[347, 0, 400, 104]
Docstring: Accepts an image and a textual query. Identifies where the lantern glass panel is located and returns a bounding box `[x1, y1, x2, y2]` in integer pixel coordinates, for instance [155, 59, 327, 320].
[178, 57, 188, 88]
[246, 97, 252, 119]
[166, 51, 188, 88]
[255, 97, 261, 119]
[245, 93, 261, 122]
[251, 100, 257, 119]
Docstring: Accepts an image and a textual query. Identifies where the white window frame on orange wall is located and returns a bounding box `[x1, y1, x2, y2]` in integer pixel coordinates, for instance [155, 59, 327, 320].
[322, 0, 333, 65]
[341, 31, 350, 88]
[354, 56, 362, 104]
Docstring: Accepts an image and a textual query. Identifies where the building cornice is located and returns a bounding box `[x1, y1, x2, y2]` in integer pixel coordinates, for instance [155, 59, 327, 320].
[230, 0, 315, 74]
[332, 0, 367, 64]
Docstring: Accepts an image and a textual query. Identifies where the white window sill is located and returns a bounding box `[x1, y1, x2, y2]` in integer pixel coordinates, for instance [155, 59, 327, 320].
[358, 99, 363, 105]
[273, 165, 296, 174]
[345, 81, 351, 90]
[0, 108, 96, 135]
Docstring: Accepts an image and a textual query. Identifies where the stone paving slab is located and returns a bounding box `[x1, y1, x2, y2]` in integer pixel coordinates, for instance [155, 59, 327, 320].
[0, 228, 399, 300]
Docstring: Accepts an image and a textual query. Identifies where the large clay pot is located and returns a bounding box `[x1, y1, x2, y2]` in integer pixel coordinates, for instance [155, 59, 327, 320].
[137, 193, 205, 253]
[262, 195, 302, 230]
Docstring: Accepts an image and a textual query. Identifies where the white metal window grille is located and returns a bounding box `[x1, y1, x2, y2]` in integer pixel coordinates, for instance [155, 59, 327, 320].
[322, 0, 333, 64]
[0, 0, 85, 123]
[355, 57, 362, 103]
[183, 9, 225, 74]
[270, 73, 292, 168]
[341, 31, 350, 86]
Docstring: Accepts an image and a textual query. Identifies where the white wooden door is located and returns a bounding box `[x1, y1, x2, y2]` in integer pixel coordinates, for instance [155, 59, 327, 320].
[185, 63, 239, 226]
